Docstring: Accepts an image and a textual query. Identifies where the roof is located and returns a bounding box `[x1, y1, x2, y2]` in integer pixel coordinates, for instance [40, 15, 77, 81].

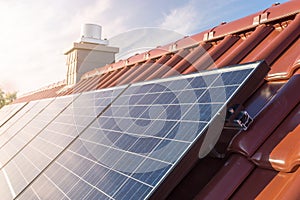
[10, 0, 300, 199]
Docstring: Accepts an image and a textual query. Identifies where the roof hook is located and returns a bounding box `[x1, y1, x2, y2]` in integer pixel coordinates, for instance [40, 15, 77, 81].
[225, 105, 253, 131]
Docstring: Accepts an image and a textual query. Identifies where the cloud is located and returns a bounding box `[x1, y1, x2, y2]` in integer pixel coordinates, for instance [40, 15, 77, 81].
[0, 0, 187, 94]
[160, 2, 197, 34]
[0, 0, 112, 94]
[110, 28, 185, 61]
[159, 0, 243, 35]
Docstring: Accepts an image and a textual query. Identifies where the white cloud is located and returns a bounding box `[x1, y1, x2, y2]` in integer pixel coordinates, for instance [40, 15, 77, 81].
[0, 0, 114, 94]
[159, 0, 243, 35]
[0, 0, 183, 94]
[110, 28, 185, 61]
[160, 3, 197, 34]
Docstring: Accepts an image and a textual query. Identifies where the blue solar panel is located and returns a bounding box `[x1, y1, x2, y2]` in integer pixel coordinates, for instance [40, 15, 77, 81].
[15, 61, 268, 200]
[0, 96, 77, 199]
[0, 99, 54, 168]
[0, 87, 126, 199]
[0, 101, 38, 137]
[0, 97, 69, 169]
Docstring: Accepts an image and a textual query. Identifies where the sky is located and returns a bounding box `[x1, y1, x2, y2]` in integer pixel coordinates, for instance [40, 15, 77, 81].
[0, 0, 290, 95]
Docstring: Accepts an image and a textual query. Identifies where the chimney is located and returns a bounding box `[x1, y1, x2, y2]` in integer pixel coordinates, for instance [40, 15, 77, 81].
[64, 24, 119, 85]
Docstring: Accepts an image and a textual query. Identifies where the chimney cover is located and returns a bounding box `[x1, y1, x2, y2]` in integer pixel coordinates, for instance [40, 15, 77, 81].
[80, 24, 108, 45]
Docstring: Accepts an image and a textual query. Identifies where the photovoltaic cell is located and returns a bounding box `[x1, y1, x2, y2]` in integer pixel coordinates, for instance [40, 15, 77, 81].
[0, 97, 68, 168]
[0, 102, 37, 137]
[0, 95, 78, 199]
[16, 61, 268, 200]
[0, 87, 126, 198]
[0, 99, 55, 167]
[0, 102, 27, 127]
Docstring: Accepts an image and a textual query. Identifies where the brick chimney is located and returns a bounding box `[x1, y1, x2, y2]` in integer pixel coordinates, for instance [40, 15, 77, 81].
[64, 24, 119, 85]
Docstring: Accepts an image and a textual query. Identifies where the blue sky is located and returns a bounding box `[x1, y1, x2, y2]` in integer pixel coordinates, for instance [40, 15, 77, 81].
[0, 0, 289, 94]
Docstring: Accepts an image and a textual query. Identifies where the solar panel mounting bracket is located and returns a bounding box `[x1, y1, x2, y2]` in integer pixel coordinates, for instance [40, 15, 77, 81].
[224, 105, 253, 131]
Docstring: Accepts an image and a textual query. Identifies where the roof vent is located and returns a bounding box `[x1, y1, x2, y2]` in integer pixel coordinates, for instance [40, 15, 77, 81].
[80, 24, 108, 45]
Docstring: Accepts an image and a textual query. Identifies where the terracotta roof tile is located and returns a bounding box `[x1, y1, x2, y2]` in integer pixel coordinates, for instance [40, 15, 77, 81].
[269, 124, 300, 172]
[13, 84, 65, 104]
[162, 43, 212, 77]
[208, 37, 243, 69]
[77, 76, 101, 93]
[145, 49, 190, 80]
[194, 154, 255, 199]
[118, 59, 155, 85]
[256, 167, 300, 200]
[62, 77, 92, 95]
[240, 26, 279, 65]
[268, 37, 300, 80]
[243, 81, 285, 117]
[131, 54, 172, 83]
[183, 35, 240, 74]
[113, 63, 141, 86]
[251, 102, 300, 172]
[231, 168, 278, 200]
[254, 14, 300, 68]
[96, 71, 117, 88]
[101, 67, 131, 88]
[97, 70, 121, 88]
[216, 25, 274, 68]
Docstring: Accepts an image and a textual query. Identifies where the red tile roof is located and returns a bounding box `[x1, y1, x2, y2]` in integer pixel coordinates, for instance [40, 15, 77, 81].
[13, 81, 66, 104]
[252, 100, 300, 172]
[13, 1, 300, 199]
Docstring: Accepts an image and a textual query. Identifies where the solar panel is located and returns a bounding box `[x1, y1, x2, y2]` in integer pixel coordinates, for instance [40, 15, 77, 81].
[0, 99, 54, 149]
[0, 87, 127, 199]
[0, 97, 67, 169]
[16, 61, 269, 199]
[0, 103, 27, 127]
[0, 101, 40, 137]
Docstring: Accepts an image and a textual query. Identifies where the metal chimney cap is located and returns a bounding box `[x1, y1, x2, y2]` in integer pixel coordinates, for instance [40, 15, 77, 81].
[80, 24, 108, 45]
